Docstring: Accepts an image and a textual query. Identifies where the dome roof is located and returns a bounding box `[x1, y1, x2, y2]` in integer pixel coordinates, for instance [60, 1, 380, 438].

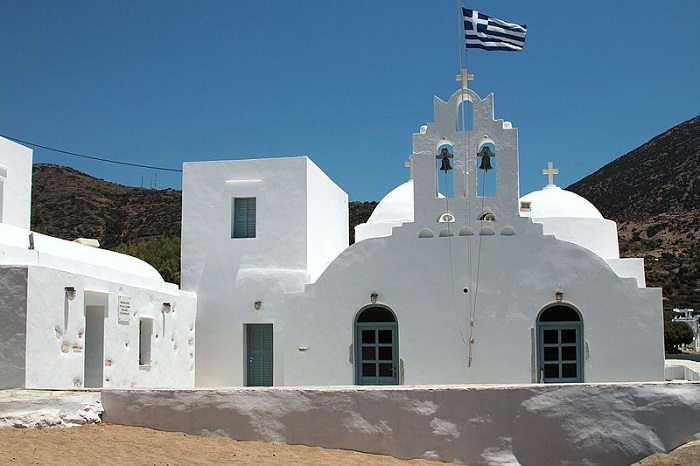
[367, 181, 415, 224]
[520, 185, 604, 219]
[0, 223, 164, 283]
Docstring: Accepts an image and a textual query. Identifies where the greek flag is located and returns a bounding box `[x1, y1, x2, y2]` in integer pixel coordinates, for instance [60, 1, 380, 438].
[463, 8, 527, 51]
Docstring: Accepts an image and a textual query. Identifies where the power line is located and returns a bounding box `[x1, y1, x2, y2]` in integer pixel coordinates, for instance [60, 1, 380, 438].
[0, 133, 182, 172]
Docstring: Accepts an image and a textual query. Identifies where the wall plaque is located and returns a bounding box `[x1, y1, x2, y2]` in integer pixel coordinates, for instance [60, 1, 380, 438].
[118, 296, 131, 324]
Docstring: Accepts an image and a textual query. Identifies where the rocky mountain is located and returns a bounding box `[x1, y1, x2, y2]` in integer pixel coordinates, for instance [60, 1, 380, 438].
[30, 115, 700, 305]
[31, 165, 181, 249]
[568, 115, 700, 307]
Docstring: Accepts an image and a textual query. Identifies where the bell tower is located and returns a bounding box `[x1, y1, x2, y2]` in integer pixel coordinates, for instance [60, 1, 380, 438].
[410, 72, 521, 230]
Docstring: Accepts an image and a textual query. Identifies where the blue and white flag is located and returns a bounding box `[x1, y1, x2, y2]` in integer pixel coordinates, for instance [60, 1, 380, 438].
[463, 8, 527, 51]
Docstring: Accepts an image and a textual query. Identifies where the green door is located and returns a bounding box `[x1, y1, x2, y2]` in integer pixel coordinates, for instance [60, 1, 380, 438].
[356, 323, 398, 385]
[246, 324, 273, 386]
[355, 306, 399, 385]
[537, 305, 583, 383]
[84, 306, 105, 388]
[538, 324, 582, 382]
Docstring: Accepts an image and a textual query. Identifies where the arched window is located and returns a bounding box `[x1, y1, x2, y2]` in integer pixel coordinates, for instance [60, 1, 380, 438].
[456, 100, 473, 131]
[355, 306, 399, 385]
[537, 305, 583, 383]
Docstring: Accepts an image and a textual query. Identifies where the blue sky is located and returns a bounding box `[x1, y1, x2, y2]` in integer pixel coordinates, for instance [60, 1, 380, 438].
[1, 1, 698, 201]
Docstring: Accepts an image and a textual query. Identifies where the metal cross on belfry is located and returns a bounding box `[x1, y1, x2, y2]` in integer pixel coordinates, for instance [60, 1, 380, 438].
[543, 161, 559, 186]
[437, 147, 453, 171]
[455, 69, 474, 89]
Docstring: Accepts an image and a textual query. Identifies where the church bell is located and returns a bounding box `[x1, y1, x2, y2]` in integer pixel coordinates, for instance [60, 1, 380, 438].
[478, 146, 494, 171]
[437, 147, 453, 172]
[440, 157, 452, 172]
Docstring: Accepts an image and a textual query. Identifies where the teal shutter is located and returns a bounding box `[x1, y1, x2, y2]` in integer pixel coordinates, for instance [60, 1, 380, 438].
[246, 198, 256, 238]
[232, 198, 256, 238]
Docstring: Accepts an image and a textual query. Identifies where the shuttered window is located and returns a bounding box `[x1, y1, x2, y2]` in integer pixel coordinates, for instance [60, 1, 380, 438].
[232, 197, 256, 238]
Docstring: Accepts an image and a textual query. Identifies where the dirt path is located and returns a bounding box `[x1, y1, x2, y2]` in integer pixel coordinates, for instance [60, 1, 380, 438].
[1, 423, 697, 465]
[0, 423, 446, 465]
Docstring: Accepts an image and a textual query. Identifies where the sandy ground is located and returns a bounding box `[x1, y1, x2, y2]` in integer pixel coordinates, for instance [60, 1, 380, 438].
[632, 440, 700, 466]
[1, 423, 699, 465]
[0, 423, 447, 465]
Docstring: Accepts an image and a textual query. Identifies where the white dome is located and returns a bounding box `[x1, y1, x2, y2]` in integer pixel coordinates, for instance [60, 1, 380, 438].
[367, 181, 415, 224]
[520, 186, 603, 219]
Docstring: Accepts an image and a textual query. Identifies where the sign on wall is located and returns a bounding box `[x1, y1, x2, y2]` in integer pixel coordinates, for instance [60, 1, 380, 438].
[118, 296, 131, 324]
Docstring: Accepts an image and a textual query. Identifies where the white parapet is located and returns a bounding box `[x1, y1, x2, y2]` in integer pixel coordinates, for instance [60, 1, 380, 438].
[102, 382, 700, 465]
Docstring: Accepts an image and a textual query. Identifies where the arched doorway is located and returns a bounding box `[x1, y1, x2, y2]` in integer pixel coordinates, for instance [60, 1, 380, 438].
[355, 306, 398, 385]
[537, 305, 583, 383]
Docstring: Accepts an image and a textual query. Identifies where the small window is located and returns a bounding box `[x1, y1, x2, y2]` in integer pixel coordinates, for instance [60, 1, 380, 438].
[232, 197, 256, 238]
[478, 210, 496, 221]
[139, 319, 153, 366]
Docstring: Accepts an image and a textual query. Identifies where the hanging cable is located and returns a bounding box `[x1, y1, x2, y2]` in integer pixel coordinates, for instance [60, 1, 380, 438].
[444, 161, 470, 348]
[0, 133, 182, 172]
[467, 168, 490, 367]
[453, 0, 477, 362]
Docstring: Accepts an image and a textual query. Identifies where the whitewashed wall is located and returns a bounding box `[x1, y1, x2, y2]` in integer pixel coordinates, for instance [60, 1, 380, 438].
[24, 266, 196, 389]
[284, 217, 664, 386]
[101, 382, 700, 465]
[183, 157, 348, 387]
[182, 158, 310, 294]
[1, 221, 196, 389]
[305, 159, 348, 282]
[0, 136, 32, 229]
[532, 217, 620, 259]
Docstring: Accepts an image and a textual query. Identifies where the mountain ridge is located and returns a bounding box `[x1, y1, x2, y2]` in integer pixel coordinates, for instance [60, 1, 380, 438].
[568, 115, 700, 306]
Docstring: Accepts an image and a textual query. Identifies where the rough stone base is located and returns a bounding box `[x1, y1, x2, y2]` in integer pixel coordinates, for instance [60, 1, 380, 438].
[101, 382, 700, 465]
[0, 390, 102, 428]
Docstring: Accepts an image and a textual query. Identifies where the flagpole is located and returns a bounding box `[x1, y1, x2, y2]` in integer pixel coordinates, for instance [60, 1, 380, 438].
[456, 0, 466, 85]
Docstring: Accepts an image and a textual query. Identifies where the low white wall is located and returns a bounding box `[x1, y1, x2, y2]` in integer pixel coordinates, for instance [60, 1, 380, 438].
[666, 359, 700, 381]
[0, 389, 102, 428]
[101, 382, 700, 465]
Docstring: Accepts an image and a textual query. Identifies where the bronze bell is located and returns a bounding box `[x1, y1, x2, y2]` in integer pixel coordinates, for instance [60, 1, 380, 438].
[440, 157, 452, 172]
[437, 147, 453, 172]
[478, 146, 494, 171]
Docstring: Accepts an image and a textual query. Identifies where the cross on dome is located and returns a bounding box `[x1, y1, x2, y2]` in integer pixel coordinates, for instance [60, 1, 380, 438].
[455, 69, 474, 89]
[543, 161, 559, 187]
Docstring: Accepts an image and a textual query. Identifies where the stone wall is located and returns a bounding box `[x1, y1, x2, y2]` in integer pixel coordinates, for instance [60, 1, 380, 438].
[101, 382, 700, 465]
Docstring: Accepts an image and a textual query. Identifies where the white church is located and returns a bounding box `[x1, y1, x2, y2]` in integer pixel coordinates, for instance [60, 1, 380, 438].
[183, 80, 664, 387]
[0, 78, 665, 389]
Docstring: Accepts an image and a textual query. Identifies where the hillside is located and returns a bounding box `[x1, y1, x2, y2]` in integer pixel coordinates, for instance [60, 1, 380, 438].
[568, 115, 700, 307]
[31, 165, 181, 249]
